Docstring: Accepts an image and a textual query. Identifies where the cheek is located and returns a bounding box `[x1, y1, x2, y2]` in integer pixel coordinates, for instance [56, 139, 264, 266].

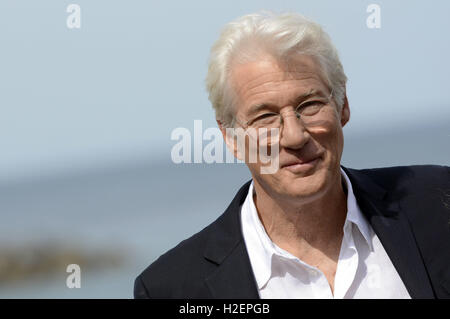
[326, 127, 344, 165]
[246, 161, 259, 176]
[246, 161, 282, 194]
[311, 122, 344, 162]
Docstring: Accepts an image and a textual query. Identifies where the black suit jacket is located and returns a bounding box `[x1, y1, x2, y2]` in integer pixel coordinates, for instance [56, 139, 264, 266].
[134, 165, 450, 299]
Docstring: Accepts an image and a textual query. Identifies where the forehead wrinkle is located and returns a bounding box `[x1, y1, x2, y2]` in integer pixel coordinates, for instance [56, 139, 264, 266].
[231, 54, 327, 97]
[241, 76, 323, 109]
[244, 75, 319, 97]
[238, 71, 324, 102]
[234, 70, 318, 97]
[233, 70, 287, 97]
[246, 88, 318, 114]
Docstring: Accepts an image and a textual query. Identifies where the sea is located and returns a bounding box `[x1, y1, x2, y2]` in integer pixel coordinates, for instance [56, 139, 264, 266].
[0, 121, 448, 298]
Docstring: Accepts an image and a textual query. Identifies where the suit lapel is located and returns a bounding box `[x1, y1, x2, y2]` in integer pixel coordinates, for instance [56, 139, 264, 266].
[205, 241, 260, 298]
[203, 181, 260, 298]
[343, 166, 435, 298]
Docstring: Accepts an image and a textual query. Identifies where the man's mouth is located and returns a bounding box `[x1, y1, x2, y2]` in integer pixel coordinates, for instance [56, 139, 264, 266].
[281, 156, 322, 173]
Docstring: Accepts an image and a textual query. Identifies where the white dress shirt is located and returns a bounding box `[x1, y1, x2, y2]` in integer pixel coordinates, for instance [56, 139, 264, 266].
[240, 168, 411, 299]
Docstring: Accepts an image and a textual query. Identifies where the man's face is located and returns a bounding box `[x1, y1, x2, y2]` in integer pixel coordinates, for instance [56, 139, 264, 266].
[225, 55, 350, 204]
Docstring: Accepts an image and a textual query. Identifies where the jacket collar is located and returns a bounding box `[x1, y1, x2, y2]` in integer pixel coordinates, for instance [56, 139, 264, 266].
[203, 180, 259, 298]
[203, 166, 435, 299]
[342, 166, 435, 298]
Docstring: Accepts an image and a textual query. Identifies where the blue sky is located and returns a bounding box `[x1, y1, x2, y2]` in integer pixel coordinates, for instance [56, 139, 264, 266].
[1, 0, 449, 181]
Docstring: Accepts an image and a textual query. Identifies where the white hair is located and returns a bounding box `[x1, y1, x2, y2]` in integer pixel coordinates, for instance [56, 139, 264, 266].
[205, 11, 347, 127]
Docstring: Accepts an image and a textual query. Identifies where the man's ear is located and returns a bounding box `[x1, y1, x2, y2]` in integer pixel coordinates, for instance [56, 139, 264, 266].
[217, 119, 240, 160]
[340, 95, 350, 127]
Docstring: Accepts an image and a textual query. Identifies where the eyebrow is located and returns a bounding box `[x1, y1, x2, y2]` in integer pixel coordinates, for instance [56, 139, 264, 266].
[247, 88, 324, 115]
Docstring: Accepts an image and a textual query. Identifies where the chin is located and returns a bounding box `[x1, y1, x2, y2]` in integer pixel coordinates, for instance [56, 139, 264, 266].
[250, 159, 333, 201]
[278, 165, 330, 199]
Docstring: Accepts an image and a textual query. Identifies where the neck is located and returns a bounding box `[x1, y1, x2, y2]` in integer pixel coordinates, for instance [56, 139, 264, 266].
[252, 173, 348, 262]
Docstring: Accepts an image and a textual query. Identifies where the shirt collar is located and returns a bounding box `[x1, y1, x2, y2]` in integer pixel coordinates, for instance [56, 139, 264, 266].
[340, 167, 374, 251]
[241, 168, 374, 290]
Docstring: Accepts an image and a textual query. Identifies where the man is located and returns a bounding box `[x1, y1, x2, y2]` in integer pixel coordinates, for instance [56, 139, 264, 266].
[134, 12, 450, 298]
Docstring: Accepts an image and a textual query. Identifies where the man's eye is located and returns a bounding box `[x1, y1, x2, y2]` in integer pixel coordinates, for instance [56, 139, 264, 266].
[296, 101, 324, 115]
[253, 113, 278, 123]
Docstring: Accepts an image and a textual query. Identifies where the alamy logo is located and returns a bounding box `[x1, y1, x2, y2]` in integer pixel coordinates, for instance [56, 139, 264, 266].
[366, 4, 381, 29]
[170, 120, 280, 174]
[66, 4, 81, 29]
[66, 264, 81, 288]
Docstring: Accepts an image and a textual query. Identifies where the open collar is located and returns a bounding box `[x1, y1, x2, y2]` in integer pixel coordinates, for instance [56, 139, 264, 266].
[241, 168, 375, 290]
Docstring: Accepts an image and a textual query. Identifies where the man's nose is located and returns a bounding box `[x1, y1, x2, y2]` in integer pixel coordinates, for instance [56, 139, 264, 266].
[280, 110, 310, 150]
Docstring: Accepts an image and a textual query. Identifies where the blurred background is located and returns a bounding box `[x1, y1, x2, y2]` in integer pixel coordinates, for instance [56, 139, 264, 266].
[0, 0, 449, 298]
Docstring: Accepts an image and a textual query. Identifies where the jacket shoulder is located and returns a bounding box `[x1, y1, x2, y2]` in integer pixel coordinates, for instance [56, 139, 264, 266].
[345, 164, 450, 232]
[362, 165, 450, 297]
[134, 221, 217, 298]
[134, 180, 251, 298]
[355, 164, 449, 192]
